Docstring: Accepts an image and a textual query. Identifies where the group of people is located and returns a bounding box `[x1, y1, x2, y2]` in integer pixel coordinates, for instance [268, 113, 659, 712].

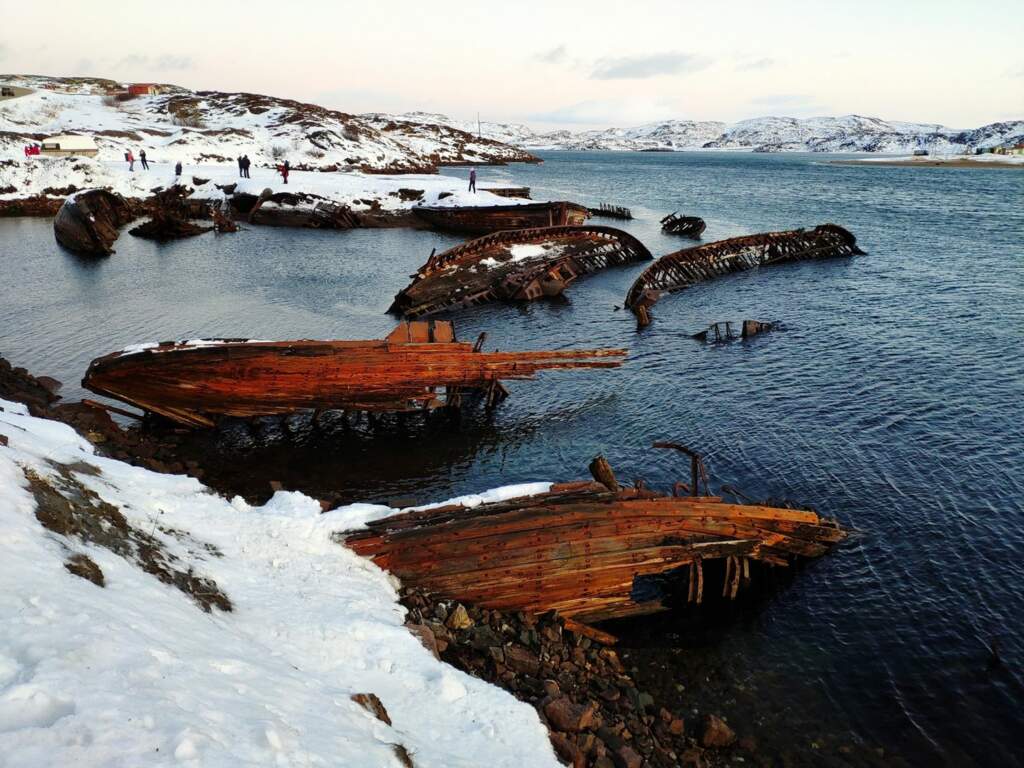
[124, 149, 150, 171]
[237, 155, 252, 178]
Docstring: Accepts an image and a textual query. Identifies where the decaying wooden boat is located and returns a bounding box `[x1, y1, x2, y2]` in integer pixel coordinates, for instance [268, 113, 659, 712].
[660, 212, 706, 237]
[82, 320, 627, 428]
[129, 186, 213, 241]
[587, 203, 633, 221]
[230, 189, 361, 229]
[53, 189, 136, 255]
[389, 225, 653, 318]
[412, 201, 588, 235]
[627, 224, 864, 328]
[344, 446, 848, 624]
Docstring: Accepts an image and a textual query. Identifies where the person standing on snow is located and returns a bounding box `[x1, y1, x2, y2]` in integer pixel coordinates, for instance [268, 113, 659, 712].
[278, 159, 290, 185]
[126, 150, 135, 172]
[140, 149, 149, 170]
[237, 156, 244, 178]
[174, 161, 182, 178]
[468, 168, 477, 193]
[242, 155, 251, 179]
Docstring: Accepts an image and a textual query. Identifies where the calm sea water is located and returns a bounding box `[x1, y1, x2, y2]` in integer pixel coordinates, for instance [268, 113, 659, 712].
[2, 152, 1022, 765]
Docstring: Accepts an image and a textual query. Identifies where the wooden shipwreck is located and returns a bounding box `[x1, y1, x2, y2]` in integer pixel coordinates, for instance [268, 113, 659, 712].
[53, 189, 136, 255]
[412, 201, 588, 235]
[344, 446, 848, 624]
[390, 225, 653, 318]
[627, 224, 864, 328]
[82, 320, 627, 428]
[660, 212, 706, 238]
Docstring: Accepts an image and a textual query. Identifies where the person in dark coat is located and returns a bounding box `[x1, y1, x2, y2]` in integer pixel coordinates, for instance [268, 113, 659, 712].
[174, 161, 182, 178]
[242, 155, 251, 178]
[468, 168, 477, 193]
[237, 156, 244, 178]
[139, 149, 149, 170]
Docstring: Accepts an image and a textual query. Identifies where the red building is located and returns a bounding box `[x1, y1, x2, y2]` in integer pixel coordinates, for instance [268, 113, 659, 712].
[127, 83, 159, 96]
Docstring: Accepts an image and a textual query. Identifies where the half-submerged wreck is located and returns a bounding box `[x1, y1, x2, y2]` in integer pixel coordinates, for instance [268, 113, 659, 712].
[627, 224, 864, 328]
[82, 320, 626, 428]
[412, 201, 588, 235]
[53, 189, 136, 255]
[660, 212, 706, 238]
[344, 447, 848, 624]
[390, 225, 653, 318]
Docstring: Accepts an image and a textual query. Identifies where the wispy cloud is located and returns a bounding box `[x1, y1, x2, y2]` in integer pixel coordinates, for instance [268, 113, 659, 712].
[591, 52, 710, 80]
[536, 45, 567, 64]
[114, 53, 194, 72]
[736, 57, 775, 71]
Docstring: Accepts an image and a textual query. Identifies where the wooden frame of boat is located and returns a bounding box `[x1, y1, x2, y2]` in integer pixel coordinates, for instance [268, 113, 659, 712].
[82, 320, 627, 428]
[660, 212, 706, 238]
[344, 447, 848, 624]
[627, 224, 864, 328]
[412, 201, 588, 235]
[390, 225, 653, 318]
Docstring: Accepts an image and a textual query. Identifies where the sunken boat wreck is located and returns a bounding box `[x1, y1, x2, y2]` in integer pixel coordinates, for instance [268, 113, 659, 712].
[412, 201, 588, 235]
[82, 320, 626, 428]
[627, 223, 864, 328]
[344, 447, 848, 625]
[390, 225, 652, 318]
[660, 212, 706, 238]
[53, 189, 136, 255]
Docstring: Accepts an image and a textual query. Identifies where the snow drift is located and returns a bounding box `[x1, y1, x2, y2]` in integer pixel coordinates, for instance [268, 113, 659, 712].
[0, 397, 558, 768]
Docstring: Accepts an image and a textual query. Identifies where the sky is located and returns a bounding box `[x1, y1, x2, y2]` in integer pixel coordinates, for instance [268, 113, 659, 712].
[1, 0, 1022, 130]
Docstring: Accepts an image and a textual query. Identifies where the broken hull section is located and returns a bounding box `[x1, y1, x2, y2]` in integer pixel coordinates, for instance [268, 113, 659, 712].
[391, 225, 653, 318]
[53, 189, 136, 255]
[344, 477, 847, 624]
[627, 224, 864, 327]
[660, 213, 706, 238]
[412, 201, 588, 235]
[82, 321, 626, 428]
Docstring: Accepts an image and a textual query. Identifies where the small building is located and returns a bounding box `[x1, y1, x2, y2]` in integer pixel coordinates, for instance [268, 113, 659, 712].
[127, 83, 160, 96]
[39, 134, 99, 157]
[1008, 143, 1024, 156]
[912, 148, 929, 156]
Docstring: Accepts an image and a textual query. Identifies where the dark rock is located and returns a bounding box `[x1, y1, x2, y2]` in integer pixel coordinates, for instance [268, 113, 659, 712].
[701, 714, 736, 747]
[544, 698, 598, 733]
[405, 623, 439, 660]
[351, 693, 391, 725]
[64, 553, 105, 586]
[504, 644, 541, 676]
[613, 745, 643, 768]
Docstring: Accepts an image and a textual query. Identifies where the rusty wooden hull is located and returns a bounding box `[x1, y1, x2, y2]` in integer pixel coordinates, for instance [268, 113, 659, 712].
[53, 189, 135, 255]
[390, 225, 653, 318]
[344, 478, 847, 624]
[660, 213, 706, 237]
[412, 201, 588, 235]
[627, 224, 864, 327]
[82, 321, 626, 428]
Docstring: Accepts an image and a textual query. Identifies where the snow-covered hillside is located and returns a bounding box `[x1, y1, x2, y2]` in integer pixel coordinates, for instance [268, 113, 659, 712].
[412, 112, 1024, 155]
[0, 75, 537, 171]
[0, 395, 559, 768]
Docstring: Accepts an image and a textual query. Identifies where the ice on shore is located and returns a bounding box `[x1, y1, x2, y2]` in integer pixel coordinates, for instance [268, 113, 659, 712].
[0, 397, 559, 767]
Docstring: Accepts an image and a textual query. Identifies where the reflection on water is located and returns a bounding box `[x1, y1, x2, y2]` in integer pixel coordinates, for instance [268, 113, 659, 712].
[2, 151, 1023, 765]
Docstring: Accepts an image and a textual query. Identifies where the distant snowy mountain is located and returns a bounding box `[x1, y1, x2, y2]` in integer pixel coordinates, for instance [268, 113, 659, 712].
[404, 112, 1024, 155]
[0, 75, 537, 171]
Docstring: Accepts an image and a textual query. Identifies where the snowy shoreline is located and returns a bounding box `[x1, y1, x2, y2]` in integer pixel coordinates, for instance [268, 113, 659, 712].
[0, 395, 561, 767]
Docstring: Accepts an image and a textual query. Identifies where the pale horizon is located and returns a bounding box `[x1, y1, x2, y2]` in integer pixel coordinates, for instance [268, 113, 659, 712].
[3, 0, 1022, 132]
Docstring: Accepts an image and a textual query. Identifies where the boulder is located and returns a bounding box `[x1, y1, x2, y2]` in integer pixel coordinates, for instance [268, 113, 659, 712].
[701, 714, 736, 747]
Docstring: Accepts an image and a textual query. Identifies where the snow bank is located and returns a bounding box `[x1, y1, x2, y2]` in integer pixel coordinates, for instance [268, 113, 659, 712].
[0, 156, 528, 212]
[0, 398, 558, 768]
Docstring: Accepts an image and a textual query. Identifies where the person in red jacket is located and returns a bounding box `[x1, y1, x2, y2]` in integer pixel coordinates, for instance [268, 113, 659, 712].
[126, 149, 135, 172]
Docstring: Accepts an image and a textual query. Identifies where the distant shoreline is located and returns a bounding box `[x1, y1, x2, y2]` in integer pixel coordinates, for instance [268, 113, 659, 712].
[830, 157, 1024, 170]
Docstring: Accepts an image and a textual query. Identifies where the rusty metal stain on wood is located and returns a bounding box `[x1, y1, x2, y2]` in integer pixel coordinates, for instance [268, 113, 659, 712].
[82, 320, 626, 428]
[411, 201, 588, 236]
[626, 224, 865, 328]
[390, 225, 653, 318]
[342, 453, 848, 623]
